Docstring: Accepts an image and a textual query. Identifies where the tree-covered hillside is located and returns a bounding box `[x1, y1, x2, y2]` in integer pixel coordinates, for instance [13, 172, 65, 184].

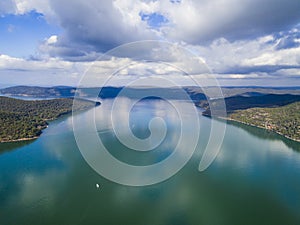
[229, 102, 300, 142]
[0, 97, 98, 142]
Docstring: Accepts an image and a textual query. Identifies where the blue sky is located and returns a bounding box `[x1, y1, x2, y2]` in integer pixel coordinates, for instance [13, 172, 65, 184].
[0, 11, 61, 58]
[0, 0, 300, 87]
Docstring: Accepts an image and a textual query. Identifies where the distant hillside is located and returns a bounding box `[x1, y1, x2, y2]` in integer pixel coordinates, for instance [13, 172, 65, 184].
[201, 94, 300, 115]
[2, 85, 299, 100]
[0, 86, 207, 101]
[0, 86, 76, 98]
[186, 86, 300, 98]
[97, 87, 207, 101]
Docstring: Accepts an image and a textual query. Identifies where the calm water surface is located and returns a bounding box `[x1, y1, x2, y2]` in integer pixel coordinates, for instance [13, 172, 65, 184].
[1, 99, 300, 225]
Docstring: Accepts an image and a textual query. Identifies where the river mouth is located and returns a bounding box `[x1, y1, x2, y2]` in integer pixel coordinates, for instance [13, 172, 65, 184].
[0, 99, 300, 225]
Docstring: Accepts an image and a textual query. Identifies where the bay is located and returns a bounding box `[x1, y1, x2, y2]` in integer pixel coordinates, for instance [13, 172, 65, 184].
[0, 99, 300, 225]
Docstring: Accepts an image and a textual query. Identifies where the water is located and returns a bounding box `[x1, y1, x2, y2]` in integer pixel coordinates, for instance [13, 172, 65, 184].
[1, 99, 300, 225]
[0, 94, 57, 101]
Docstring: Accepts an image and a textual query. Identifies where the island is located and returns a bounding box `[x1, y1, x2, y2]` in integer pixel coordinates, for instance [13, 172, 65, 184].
[0, 96, 99, 143]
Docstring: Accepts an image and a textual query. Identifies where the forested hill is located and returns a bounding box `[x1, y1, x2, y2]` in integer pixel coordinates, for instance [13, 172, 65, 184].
[0, 86, 76, 98]
[0, 97, 98, 142]
[199, 94, 300, 142]
[201, 94, 300, 115]
[223, 94, 300, 112]
[229, 102, 300, 142]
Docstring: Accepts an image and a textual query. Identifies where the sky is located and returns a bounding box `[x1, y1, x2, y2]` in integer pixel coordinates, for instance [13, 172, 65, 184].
[0, 0, 300, 87]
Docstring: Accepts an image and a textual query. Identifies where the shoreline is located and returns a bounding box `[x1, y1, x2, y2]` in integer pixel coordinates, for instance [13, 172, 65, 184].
[0, 124, 50, 144]
[0, 96, 100, 144]
[224, 116, 300, 143]
[0, 136, 39, 143]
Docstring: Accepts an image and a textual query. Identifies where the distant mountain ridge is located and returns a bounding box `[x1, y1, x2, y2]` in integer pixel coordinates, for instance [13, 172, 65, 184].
[0, 86, 207, 101]
[0, 86, 76, 98]
[224, 94, 300, 112]
[201, 94, 300, 116]
[1, 85, 300, 100]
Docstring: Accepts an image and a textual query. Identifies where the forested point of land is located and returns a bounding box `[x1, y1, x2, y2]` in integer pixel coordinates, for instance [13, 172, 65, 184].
[229, 102, 300, 142]
[0, 97, 97, 142]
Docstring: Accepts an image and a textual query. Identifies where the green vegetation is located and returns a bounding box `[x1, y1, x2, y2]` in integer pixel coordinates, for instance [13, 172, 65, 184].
[229, 102, 300, 142]
[199, 93, 300, 142]
[200, 94, 300, 116]
[0, 97, 97, 142]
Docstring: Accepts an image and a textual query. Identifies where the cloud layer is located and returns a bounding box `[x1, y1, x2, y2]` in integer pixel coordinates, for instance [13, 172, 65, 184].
[1, 0, 300, 86]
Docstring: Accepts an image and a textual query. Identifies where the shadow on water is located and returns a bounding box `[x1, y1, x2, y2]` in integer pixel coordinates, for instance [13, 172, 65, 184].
[0, 139, 36, 155]
[227, 120, 300, 152]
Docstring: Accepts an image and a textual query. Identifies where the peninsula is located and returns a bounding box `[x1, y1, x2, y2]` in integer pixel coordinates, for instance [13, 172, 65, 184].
[0, 96, 99, 143]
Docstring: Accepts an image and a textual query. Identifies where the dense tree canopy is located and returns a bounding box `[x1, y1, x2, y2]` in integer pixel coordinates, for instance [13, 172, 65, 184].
[230, 102, 300, 142]
[0, 97, 97, 142]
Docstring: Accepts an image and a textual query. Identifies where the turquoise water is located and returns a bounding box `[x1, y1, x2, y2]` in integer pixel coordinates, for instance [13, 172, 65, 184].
[1, 99, 300, 225]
